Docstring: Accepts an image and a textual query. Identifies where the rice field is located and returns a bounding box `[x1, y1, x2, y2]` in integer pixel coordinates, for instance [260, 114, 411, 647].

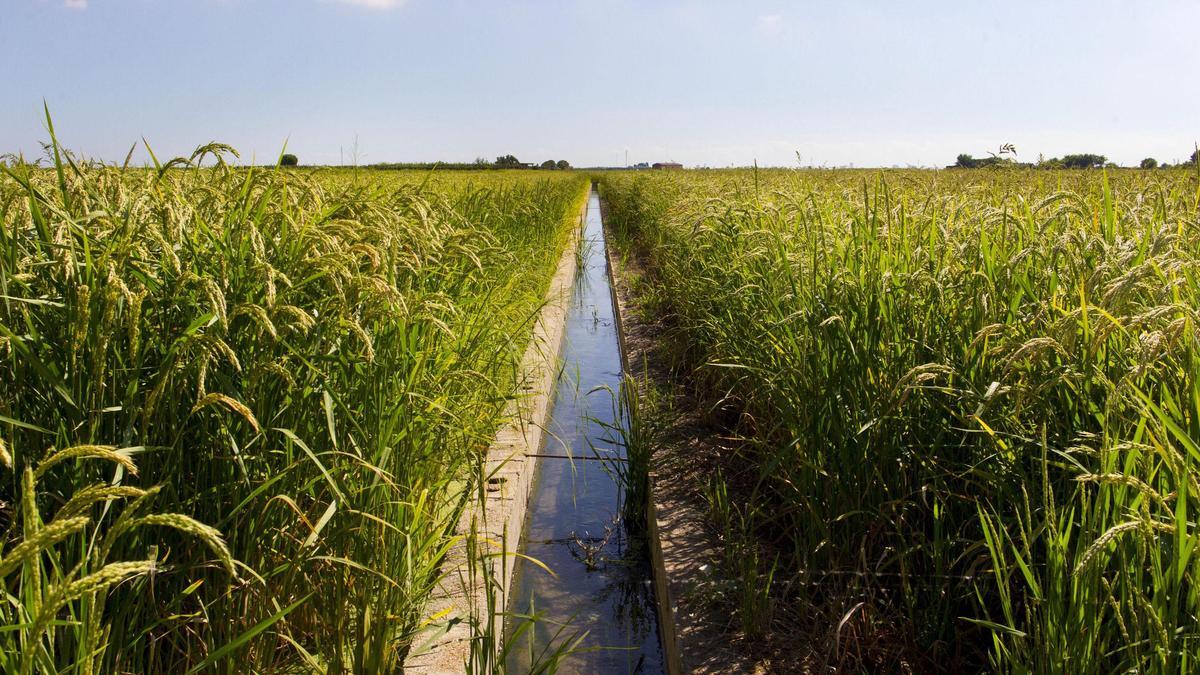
[6, 124, 1199, 674]
[600, 167, 1200, 672]
[0, 131, 587, 673]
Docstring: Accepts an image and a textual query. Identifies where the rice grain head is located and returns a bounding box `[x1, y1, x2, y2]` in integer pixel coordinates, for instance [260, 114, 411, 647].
[35, 445, 138, 479]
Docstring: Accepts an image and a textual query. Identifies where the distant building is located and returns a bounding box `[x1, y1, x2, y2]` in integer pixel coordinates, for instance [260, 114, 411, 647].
[652, 162, 683, 170]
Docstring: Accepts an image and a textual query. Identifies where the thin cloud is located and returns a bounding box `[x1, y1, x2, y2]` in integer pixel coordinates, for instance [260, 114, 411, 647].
[64, 0, 88, 9]
[756, 14, 784, 38]
[326, 0, 409, 9]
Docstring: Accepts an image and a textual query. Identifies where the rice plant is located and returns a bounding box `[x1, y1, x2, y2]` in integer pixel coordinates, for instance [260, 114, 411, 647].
[0, 118, 588, 671]
[600, 167, 1200, 672]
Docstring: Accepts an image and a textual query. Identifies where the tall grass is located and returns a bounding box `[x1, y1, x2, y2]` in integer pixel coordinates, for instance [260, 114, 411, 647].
[0, 124, 587, 671]
[604, 373, 656, 536]
[601, 167, 1200, 671]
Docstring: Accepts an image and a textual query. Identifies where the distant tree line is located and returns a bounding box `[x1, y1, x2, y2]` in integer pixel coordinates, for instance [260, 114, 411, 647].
[952, 152, 1111, 169]
[1132, 153, 1200, 169]
[364, 155, 570, 171]
[950, 148, 1199, 170]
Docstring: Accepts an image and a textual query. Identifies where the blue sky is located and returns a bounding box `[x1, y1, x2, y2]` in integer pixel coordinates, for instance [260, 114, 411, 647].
[3, 0, 1197, 167]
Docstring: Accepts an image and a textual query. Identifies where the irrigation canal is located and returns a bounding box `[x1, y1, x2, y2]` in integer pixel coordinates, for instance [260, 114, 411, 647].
[504, 189, 666, 673]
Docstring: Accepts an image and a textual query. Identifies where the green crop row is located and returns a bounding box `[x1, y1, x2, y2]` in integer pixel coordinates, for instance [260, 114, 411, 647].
[0, 128, 587, 673]
[601, 168, 1200, 672]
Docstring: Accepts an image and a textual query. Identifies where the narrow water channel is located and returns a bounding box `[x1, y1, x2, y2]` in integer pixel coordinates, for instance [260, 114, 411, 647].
[505, 189, 665, 673]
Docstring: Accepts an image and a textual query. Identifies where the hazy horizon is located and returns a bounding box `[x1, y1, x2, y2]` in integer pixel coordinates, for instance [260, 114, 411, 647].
[4, 0, 1198, 168]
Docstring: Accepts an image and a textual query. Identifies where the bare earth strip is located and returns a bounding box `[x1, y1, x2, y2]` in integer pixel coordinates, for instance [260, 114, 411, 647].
[404, 189, 589, 673]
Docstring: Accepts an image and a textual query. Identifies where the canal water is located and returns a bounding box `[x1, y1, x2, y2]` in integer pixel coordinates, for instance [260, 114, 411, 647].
[504, 189, 665, 673]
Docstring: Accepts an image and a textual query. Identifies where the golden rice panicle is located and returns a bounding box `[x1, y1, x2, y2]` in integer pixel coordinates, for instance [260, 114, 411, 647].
[35, 445, 138, 479]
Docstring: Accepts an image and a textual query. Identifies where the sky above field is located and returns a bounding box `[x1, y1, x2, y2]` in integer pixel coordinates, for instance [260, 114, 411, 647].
[3, 0, 1198, 168]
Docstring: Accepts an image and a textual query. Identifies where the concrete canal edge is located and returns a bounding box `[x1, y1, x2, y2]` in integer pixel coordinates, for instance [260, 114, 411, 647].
[403, 187, 589, 673]
[599, 185, 686, 675]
